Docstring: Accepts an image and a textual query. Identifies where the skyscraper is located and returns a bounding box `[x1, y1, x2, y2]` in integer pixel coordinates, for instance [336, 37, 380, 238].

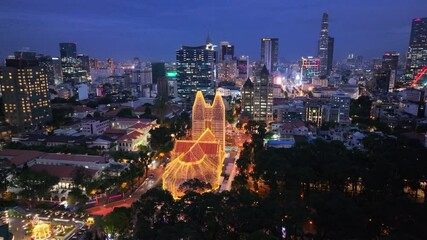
[176, 43, 216, 99]
[241, 78, 254, 114]
[151, 62, 166, 85]
[380, 51, 399, 91]
[301, 56, 320, 83]
[219, 41, 235, 61]
[0, 53, 52, 131]
[406, 17, 427, 82]
[318, 13, 334, 76]
[260, 38, 279, 73]
[60, 43, 88, 84]
[253, 66, 273, 123]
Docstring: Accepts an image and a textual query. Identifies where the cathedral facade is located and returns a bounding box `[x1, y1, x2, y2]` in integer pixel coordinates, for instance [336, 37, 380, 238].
[162, 91, 226, 198]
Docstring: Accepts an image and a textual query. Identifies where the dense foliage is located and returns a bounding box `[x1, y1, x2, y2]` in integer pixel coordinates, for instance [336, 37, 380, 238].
[119, 133, 427, 240]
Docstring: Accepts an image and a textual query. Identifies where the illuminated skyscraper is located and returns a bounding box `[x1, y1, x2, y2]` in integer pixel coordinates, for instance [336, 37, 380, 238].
[219, 41, 235, 61]
[318, 13, 334, 76]
[301, 56, 320, 83]
[60, 43, 88, 84]
[176, 43, 217, 99]
[0, 53, 52, 131]
[253, 66, 273, 123]
[241, 78, 254, 114]
[261, 38, 279, 73]
[406, 17, 427, 82]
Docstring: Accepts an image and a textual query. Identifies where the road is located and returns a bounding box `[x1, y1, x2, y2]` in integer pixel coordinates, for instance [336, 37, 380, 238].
[86, 168, 164, 216]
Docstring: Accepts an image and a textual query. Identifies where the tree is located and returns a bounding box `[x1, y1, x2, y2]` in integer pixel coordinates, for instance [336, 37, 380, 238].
[149, 127, 173, 152]
[67, 188, 88, 205]
[153, 96, 170, 125]
[116, 108, 133, 118]
[178, 178, 212, 194]
[170, 112, 191, 139]
[12, 169, 59, 200]
[71, 167, 92, 187]
[102, 207, 131, 236]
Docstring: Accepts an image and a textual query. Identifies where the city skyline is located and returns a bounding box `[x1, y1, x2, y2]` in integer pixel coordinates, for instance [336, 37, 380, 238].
[1, 0, 427, 62]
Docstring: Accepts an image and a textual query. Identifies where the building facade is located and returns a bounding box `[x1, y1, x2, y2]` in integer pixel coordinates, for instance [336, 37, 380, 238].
[317, 13, 334, 76]
[261, 38, 279, 73]
[253, 66, 273, 123]
[176, 44, 216, 99]
[163, 91, 225, 198]
[406, 17, 427, 83]
[1, 56, 52, 131]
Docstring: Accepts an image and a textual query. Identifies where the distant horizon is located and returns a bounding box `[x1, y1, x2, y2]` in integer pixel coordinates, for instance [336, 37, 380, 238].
[1, 1, 426, 63]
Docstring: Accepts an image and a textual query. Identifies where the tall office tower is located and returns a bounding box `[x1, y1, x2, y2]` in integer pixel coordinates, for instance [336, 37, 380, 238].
[318, 13, 334, 76]
[253, 66, 273, 123]
[241, 78, 254, 114]
[406, 17, 427, 83]
[151, 62, 166, 85]
[36, 55, 57, 85]
[330, 89, 351, 124]
[60, 43, 87, 84]
[261, 38, 279, 73]
[176, 43, 216, 99]
[381, 52, 399, 91]
[374, 70, 391, 93]
[0, 54, 52, 131]
[237, 56, 250, 79]
[77, 54, 90, 75]
[301, 56, 320, 83]
[157, 77, 169, 98]
[327, 37, 334, 73]
[219, 41, 235, 61]
[382, 51, 399, 70]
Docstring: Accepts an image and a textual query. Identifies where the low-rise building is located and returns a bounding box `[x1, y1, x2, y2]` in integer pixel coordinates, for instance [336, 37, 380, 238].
[81, 119, 111, 136]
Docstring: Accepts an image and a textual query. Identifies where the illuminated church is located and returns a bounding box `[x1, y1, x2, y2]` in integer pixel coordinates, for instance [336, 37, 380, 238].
[162, 91, 225, 198]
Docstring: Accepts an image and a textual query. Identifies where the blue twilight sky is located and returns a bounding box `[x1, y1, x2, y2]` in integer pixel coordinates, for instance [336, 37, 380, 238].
[0, 0, 426, 63]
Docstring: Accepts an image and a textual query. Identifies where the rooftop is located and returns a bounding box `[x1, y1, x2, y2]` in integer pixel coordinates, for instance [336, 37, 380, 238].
[0, 149, 45, 166]
[30, 164, 97, 179]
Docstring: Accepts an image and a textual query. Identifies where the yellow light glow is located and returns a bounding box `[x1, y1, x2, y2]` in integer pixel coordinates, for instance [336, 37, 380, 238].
[162, 91, 225, 199]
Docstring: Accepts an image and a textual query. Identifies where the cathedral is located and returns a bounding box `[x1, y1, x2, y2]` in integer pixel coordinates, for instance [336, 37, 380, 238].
[162, 91, 226, 198]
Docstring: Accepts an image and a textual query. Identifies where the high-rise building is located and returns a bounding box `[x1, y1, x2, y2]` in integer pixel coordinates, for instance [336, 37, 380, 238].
[330, 89, 351, 124]
[60, 43, 88, 84]
[301, 56, 320, 83]
[37, 55, 62, 85]
[318, 13, 334, 76]
[219, 41, 235, 61]
[176, 43, 217, 99]
[157, 77, 169, 98]
[253, 66, 273, 123]
[382, 51, 399, 70]
[380, 51, 399, 91]
[406, 17, 427, 81]
[151, 62, 166, 85]
[0, 54, 52, 131]
[241, 78, 254, 114]
[261, 38, 279, 73]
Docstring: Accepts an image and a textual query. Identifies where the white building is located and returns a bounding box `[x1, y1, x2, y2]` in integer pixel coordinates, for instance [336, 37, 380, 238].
[81, 120, 111, 136]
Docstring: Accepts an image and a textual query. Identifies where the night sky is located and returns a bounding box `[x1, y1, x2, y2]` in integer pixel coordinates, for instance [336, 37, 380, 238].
[1, 0, 426, 63]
